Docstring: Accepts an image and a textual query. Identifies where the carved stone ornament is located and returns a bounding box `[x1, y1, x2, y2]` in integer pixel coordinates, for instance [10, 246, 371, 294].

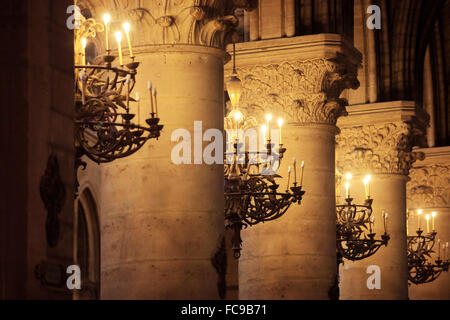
[407, 164, 450, 208]
[80, 0, 254, 49]
[226, 54, 360, 125]
[40, 154, 66, 247]
[336, 122, 425, 176]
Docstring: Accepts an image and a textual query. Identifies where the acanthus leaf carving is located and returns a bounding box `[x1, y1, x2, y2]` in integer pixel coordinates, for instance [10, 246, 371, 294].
[407, 164, 450, 208]
[226, 54, 360, 125]
[336, 122, 425, 176]
[80, 0, 252, 49]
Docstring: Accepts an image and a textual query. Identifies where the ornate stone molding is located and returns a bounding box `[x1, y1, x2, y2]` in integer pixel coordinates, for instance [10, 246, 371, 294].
[227, 54, 360, 125]
[80, 0, 253, 49]
[407, 164, 450, 208]
[336, 122, 425, 175]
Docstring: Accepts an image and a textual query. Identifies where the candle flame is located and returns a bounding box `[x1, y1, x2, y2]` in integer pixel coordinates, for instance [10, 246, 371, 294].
[234, 111, 243, 121]
[103, 14, 111, 25]
[278, 118, 284, 128]
[432, 211, 437, 217]
[266, 114, 272, 123]
[363, 174, 371, 184]
[345, 173, 352, 181]
[418, 209, 423, 215]
[425, 214, 430, 221]
[81, 38, 87, 49]
[123, 22, 131, 34]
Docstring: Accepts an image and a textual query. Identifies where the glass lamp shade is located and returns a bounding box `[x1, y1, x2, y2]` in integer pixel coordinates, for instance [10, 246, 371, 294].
[226, 71, 243, 108]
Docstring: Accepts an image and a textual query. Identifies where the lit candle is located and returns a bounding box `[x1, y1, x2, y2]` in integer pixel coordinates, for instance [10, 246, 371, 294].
[278, 118, 284, 145]
[438, 239, 441, 259]
[345, 182, 350, 199]
[293, 158, 297, 184]
[425, 214, 430, 233]
[345, 173, 352, 199]
[287, 166, 291, 190]
[153, 87, 158, 117]
[115, 31, 124, 66]
[300, 161, 305, 186]
[81, 38, 87, 65]
[363, 174, 371, 199]
[123, 22, 134, 59]
[266, 114, 272, 141]
[383, 211, 388, 234]
[135, 92, 140, 125]
[261, 125, 267, 146]
[369, 215, 375, 233]
[103, 14, 111, 52]
[148, 81, 154, 114]
[432, 212, 437, 231]
[417, 209, 423, 230]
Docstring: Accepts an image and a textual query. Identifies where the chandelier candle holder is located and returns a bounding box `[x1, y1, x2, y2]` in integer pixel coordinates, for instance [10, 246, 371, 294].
[223, 44, 305, 259]
[74, 16, 164, 165]
[336, 174, 390, 263]
[407, 210, 450, 285]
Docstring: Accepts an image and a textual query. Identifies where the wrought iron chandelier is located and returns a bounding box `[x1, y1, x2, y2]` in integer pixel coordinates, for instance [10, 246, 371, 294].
[329, 173, 390, 300]
[336, 174, 390, 263]
[224, 44, 306, 259]
[74, 14, 163, 193]
[407, 210, 449, 285]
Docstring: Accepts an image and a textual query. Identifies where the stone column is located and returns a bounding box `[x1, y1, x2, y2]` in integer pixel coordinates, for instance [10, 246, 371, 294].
[407, 147, 450, 300]
[337, 101, 427, 300]
[226, 34, 361, 299]
[82, 0, 249, 299]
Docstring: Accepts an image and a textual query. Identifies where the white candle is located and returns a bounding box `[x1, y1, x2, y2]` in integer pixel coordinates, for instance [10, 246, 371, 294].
[425, 214, 430, 233]
[123, 22, 134, 58]
[148, 81, 154, 114]
[153, 87, 158, 117]
[363, 175, 371, 199]
[115, 31, 123, 66]
[81, 38, 87, 65]
[438, 239, 441, 259]
[417, 209, 423, 230]
[278, 118, 283, 145]
[293, 158, 297, 184]
[135, 92, 140, 125]
[266, 114, 272, 141]
[104, 14, 111, 52]
[300, 161, 305, 186]
[431, 212, 437, 231]
[383, 211, 388, 234]
[345, 182, 350, 199]
[287, 166, 291, 190]
[261, 125, 267, 146]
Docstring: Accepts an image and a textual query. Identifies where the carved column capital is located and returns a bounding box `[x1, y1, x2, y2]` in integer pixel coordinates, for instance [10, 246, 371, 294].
[80, 0, 253, 49]
[227, 53, 360, 125]
[407, 164, 450, 208]
[336, 121, 425, 176]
